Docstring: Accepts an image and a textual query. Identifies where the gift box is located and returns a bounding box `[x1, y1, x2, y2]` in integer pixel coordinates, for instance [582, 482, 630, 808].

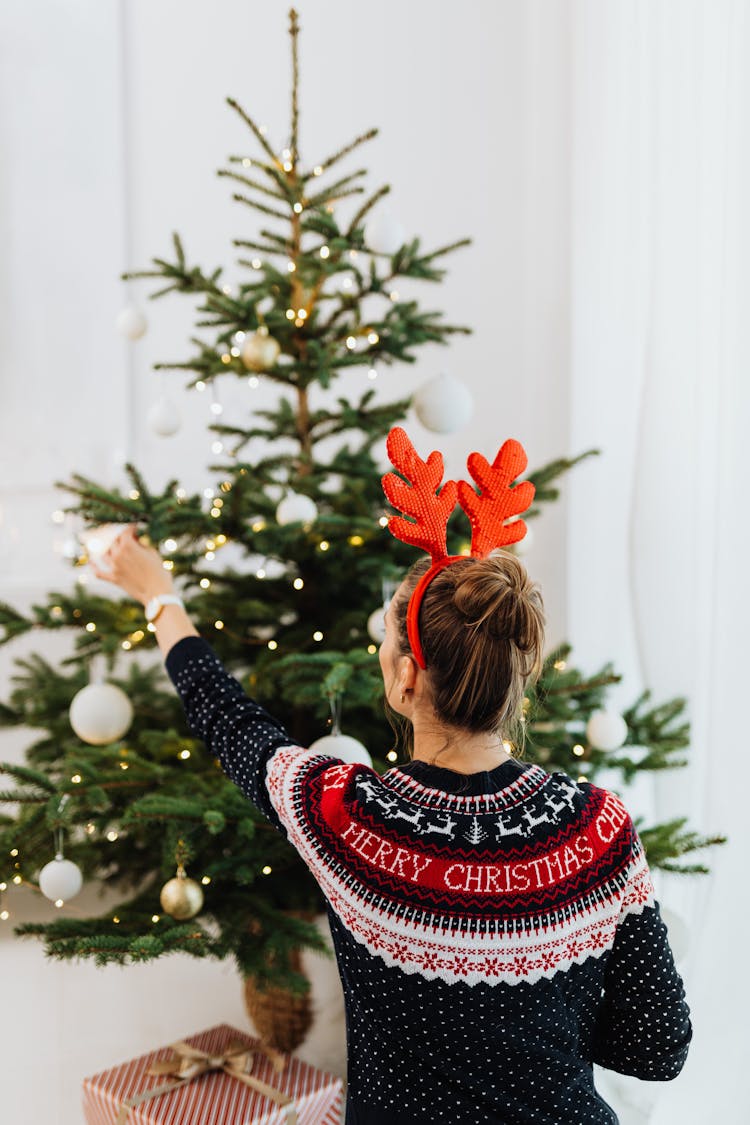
[81, 1022, 343, 1125]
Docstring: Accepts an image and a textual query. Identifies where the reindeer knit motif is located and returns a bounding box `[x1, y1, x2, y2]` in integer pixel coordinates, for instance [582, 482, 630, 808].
[165, 635, 693, 1125]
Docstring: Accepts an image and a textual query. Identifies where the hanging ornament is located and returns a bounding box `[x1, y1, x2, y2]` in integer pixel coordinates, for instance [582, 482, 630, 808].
[364, 209, 405, 256]
[39, 854, 83, 902]
[241, 326, 281, 372]
[310, 732, 372, 765]
[80, 522, 130, 568]
[160, 844, 204, 920]
[367, 607, 386, 644]
[69, 675, 134, 745]
[275, 492, 318, 526]
[39, 817, 83, 904]
[586, 709, 628, 752]
[147, 395, 181, 437]
[116, 306, 148, 340]
[367, 577, 397, 643]
[309, 693, 372, 766]
[414, 371, 474, 434]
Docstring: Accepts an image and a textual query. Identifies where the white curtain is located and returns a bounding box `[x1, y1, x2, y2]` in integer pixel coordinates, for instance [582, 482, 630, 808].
[568, 1, 749, 1120]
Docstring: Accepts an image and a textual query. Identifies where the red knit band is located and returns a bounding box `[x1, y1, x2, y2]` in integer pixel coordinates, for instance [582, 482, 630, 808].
[406, 555, 465, 669]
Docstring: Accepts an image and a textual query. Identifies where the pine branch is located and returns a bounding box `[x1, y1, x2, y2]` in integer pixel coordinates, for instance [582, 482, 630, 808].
[226, 96, 279, 164]
[307, 127, 379, 179]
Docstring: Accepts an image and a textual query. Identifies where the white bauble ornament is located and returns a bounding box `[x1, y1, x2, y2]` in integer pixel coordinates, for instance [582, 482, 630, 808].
[586, 709, 628, 752]
[414, 372, 474, 434]
[658, 905, 690, 962]
[241, 327, 281, 372]
[275, 492, 318, 526]
[69, 682, 134, 745]
[39, 854, 83, 902]
[147, 395, 181, 437]
[116, 307, 148, 340]
[364, 210, 405, 256]
[61, 534, 82, 560]
[309, 733, 372, 767]
[80, 522, 130, 564]
[367, 607, 387, 644]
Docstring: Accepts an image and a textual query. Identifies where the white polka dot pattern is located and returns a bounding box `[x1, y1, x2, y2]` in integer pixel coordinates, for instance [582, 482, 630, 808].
[165, 635, 693, 1123]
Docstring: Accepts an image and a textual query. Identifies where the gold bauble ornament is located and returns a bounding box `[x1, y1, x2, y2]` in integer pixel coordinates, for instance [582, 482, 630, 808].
[241, 326, 281, 372]
[159, 863, 204, 920]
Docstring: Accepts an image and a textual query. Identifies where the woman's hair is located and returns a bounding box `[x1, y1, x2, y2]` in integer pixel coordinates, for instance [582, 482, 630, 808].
[385, 551, 546, 759]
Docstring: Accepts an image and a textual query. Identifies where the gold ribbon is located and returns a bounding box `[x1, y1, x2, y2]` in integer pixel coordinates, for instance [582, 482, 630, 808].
[115, 1037, 297, 1125]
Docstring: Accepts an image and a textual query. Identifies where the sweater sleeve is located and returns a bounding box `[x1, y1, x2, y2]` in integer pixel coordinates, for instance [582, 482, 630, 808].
[591, 816, 693, 1080]
[163, 634, 341, 841]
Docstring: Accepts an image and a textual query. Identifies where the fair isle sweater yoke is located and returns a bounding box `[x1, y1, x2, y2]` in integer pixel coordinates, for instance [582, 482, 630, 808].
[165, 635, 693, 1125]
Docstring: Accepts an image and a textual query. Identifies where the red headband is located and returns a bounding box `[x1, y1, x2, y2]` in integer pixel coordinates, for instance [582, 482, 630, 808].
[381, 426, 535, 669]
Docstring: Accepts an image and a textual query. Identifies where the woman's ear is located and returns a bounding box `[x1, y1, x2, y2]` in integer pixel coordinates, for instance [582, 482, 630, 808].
[398, 653, 418, 695]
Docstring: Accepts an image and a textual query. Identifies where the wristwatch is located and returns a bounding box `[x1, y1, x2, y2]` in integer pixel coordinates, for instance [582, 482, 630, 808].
[145, 593, 185, 624]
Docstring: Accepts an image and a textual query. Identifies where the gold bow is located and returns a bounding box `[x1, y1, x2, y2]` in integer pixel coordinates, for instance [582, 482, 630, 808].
[115, 1037, 297, 1125]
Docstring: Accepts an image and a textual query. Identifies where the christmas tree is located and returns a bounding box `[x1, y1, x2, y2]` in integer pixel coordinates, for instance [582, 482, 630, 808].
[0, 9, 725, 1047]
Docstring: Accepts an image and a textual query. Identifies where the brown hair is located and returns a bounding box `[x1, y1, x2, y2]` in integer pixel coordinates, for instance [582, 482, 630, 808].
[386, 551, 545, 759]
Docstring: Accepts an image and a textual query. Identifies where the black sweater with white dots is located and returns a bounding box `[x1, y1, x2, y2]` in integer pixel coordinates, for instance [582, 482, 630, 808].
[165, 636, 693, 1125]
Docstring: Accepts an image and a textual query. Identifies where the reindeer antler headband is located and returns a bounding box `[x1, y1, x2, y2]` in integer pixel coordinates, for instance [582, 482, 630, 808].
[381, 426, 535, 669]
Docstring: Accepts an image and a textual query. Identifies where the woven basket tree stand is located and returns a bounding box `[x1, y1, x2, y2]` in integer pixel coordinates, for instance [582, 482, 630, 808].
[243, 910, 316, 1053]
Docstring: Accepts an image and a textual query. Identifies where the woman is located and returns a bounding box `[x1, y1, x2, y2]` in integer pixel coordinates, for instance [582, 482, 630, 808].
[91, 524, 692, 1124]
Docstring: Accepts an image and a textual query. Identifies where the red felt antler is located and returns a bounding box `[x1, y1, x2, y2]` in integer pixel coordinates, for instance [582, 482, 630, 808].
[457, 440, 535, 557]
[381, 427, 458, 563]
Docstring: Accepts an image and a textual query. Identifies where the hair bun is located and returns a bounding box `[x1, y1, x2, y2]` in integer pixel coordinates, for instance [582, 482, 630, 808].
[453, 556, 540, 651]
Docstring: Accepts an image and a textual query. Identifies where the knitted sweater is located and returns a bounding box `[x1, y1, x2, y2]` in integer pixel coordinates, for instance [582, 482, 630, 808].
[165, 635, 693, 1125]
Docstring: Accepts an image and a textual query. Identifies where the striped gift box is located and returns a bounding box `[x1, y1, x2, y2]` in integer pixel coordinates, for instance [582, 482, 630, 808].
[81, 1023, 343, 1125]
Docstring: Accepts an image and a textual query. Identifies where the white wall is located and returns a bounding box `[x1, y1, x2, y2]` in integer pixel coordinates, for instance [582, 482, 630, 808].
[0, 3, 572, 1122]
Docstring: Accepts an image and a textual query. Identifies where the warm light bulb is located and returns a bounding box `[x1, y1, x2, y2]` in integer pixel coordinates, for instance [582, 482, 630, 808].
[386, 750, 398, 762]
[163, 560, 174, 570]
[267, 640, 278, 651]
[293, 202, 303, 214]
[573, 744, 585, 757]
[378, 516, 389, 528]
[368, 331, 379, 344]
[85, 622, 96, 632]
[248, 375, 259, 388]
[287, 260, 296, 272]
[71, 774, 82, 784]
[215, 620, 224, 630]
[179, 749, 191, 760]
[164, 538, 177, 552]
[200, 578, 210, 589]
[128, 489, 140, 500]
[348, 535, 364, 546]
[107, 830, 118, 842]
[368, 367, 378, 380]
[319, 540, 330, 551]
[313, 630, 324, 642]
[319, 245, 330, 258]
[55, 899, 64, 908]
[210, 401, 224, 415]
[262, 865, 272, 875]
[313, 165, 323, 176]
[195, 381, 206, 392]
[251, 258, 262, 270]
[293, 578, 304, 590]
[152, 914, 160, 923]
[201, 876, 211, 885]
[367, 644, 377, 654]
[346, 336, 357, 350]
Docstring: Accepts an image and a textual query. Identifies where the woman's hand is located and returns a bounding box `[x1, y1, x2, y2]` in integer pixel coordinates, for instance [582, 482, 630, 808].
[89, 525, 175, 608]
